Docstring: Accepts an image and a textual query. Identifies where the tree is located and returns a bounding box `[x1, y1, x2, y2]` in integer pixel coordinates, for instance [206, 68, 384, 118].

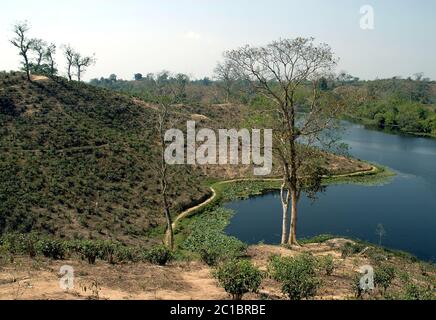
[10, 21, 35, 81]
[134, 73, 143, 81]
[44, 43, 57, 77]
[109, 74, 117, 82]
[73, 53, 96, 82]
[30, 39, 47, 73]
[63, 45, 76, 81]
[220, 37, 341, 245]
[174, 73, 189, 102]
[154, 83, 178, 250]
[214, 61, 236, 102]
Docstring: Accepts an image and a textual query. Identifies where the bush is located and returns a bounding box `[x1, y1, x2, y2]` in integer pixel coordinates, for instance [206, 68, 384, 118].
[79, 240, 102, 264]
[143, 245, 172, 266]
[268, 253, 320, 300]
[319, 255, 335, 276]
[198, 246, 222, 266]
[352, 273, 364, 299]
[341, 242, 364, 259]
[100, 241, 117, 264]
[374, 265, 395, 294]
[36, 239, 66, 260]
[0, 233, 38, 257]
[114, 246, 137, 263]
[214, 259, 263, 300]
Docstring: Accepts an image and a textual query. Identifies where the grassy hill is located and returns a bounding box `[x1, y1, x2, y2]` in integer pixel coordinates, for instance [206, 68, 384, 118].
[0, 72, 210, 245]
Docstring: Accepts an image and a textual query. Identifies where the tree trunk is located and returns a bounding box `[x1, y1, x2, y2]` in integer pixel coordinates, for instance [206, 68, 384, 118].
[77, 67, 81, 82]
[164, 199, 174, 250]
[24, 56, 31, 81]
[280, 181, 291, 245]
[288, 188, 299, 245]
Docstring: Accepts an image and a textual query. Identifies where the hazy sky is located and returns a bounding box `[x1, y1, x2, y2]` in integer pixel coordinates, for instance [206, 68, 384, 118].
[1, 0, 435, 81]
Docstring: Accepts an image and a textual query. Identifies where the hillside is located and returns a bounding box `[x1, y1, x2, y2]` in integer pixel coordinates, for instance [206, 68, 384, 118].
[0, 72, 211, 245]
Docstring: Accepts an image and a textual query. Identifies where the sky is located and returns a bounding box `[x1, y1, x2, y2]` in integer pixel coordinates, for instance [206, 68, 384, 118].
[1, 0, 435, 81]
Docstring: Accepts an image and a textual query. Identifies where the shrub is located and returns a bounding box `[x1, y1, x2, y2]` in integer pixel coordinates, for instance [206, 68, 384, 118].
[79, 241, 102, 264]
[402, 280, 434, 300]
[36, 239, 66, 260]
[99, 241, 117, 264]
[198, 246, 222, 266]
[114, 246, 137, 263]
[319, 255, 335, 276]
[352, 273, 364, 299]
[0, 233, 38, 257]
[268, 253, 320, 300]
[374, 265, 396, 294]
[341, 242, 364, 259]
[214, 259, 263, 300]
[143, 245, 172, 266]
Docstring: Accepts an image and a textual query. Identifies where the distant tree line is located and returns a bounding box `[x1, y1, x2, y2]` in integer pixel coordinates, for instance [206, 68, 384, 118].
[10, 21, 96, 82]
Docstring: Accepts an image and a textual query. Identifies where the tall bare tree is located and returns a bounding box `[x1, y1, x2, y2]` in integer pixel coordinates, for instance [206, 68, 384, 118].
[10, 22, 34, 81]
[214, 61, 236, 103]
[44, 43, 57, 77]
[221, 38, 343, 245]
[62, 45, 76, 81]
[157, 98, 174, 249]
[30, 39, 47, 72]
[73, 53, 96, 82]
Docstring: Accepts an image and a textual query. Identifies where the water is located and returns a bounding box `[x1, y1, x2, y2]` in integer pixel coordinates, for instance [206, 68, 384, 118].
[225, 123, 436, 261]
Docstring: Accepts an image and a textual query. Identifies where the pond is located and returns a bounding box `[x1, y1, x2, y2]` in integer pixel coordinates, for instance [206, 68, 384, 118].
[224, 123, 436, 261]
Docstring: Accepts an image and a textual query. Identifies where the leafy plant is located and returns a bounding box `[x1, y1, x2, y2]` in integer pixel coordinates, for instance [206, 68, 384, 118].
[268, 253, 321, 300]
[319, 255, 335, 276]
[374, 264, 395, 294]
[36, 238, 66, 260]
[143, 245, 172, 266]
[214, 259, 263, 300]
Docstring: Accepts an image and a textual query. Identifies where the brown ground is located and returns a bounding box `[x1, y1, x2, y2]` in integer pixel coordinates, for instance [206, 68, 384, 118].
[1, 239, 413, 301]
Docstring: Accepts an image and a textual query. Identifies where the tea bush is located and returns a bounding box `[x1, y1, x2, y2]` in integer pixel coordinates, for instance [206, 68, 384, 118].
[268, 253, 321, 300]
[319, 255, 335, 276]
[143, 245, 172, 266]
[36, 238, 66, 260]
[374, 265, 396, 294]
[214, 259, 263, 300]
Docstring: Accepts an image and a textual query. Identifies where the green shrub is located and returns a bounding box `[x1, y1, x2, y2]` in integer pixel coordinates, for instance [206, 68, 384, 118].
[143, 245, 172, 266]
[341, 242, 364, 259]
[79, 240, 102, 264]
[352, 273, 364, 299]
[36, 239, 66, 260]
[0, 233, 38, 257]
[374, 265, 395, 294]
[198, 246, 223, 266]
[402, 282, 434, 300]
[214, 259, 263, 300]
[268, 253, 321, 300]
[319, 255, 335, 276]
[114, 246, 137, 263]
[100, 241, 117, 264]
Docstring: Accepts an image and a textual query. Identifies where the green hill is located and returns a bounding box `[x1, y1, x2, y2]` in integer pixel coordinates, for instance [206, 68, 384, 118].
[0, 72, 209, 245]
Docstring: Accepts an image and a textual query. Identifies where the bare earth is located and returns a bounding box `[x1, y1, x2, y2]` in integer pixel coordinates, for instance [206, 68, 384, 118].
[0, 239, 374, 300]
